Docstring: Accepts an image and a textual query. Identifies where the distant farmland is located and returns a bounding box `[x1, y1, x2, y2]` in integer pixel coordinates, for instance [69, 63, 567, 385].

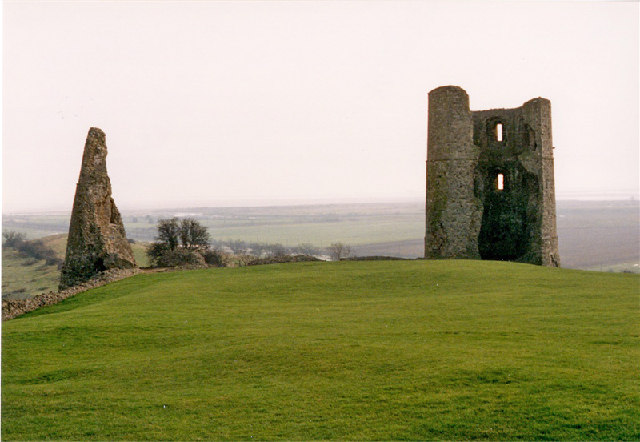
[3, 200, 638, 272]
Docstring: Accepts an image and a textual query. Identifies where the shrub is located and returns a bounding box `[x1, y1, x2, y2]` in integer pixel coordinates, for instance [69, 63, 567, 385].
[3, 232, 62, 267]
[155, 249, 206, 268]
[146, 218, 212, 267]
[146, 242, 170, 266]
[3, 231, 26, 248]
[327, 242, 352, 261]
[203, 250, 225, 267]
[19, 240, 61, 266]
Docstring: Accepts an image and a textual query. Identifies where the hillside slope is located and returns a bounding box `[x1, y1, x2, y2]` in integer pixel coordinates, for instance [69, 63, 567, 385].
[2, 234, 150, 300]
[2, 234, 70, 299]
[2, 260, 638, 440]
[1, 248, 60, 299]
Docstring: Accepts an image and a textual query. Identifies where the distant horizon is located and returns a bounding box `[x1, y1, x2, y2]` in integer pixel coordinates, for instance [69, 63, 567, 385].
[3, 192, 639, 216]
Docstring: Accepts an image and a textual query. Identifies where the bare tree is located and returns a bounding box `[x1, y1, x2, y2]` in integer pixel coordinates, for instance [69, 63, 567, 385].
[296, 242, 319, 256]
[265, 243, 287, 257]
[328, 242, 352, 261]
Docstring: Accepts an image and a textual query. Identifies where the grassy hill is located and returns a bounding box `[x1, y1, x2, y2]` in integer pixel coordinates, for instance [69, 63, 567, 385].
[36, 233, 150, 267]
[2, 260, 638, 440]
[2, 234, 150, 299]
[1, 248, 61, 299]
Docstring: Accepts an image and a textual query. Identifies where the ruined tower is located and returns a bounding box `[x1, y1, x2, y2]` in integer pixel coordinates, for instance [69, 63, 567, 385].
[425, 86, 560, 267]
[60, 128, 136, 289]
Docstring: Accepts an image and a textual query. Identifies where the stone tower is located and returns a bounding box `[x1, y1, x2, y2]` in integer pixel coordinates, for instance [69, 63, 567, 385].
[425, 86, 560, 267]
[59, 128, 136, 289]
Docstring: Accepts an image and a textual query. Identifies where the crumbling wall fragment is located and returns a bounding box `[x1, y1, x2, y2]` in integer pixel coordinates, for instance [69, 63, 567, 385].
[59, 127, 136, 289]
[425, 86, 560, 267]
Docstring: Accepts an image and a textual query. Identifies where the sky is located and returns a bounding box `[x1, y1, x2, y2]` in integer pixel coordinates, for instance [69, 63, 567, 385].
[2, 0, 639, 213]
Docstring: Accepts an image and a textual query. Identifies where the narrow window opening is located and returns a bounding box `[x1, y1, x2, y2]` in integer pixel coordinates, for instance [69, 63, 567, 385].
[497, 173, 504, 191]
[496, 123, 503, 142]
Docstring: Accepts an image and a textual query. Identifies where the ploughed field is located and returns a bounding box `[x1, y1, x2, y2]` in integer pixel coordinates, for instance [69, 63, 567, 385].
[2, 260, 638, 440]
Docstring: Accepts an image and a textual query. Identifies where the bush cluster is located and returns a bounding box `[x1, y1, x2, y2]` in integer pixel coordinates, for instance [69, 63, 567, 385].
[144, 220, 354, 268]
[154, 248, 206, 268]
[146, 218, 214, 267]
[3, 231, 63, 267]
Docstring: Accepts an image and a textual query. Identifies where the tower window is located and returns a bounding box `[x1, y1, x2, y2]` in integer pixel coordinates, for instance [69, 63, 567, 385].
[497, 173, 504, 191]
[496, 123, 503, 142]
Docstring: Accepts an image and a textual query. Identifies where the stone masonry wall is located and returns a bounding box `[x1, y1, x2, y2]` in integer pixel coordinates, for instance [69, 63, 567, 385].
[59, 128, 136, 289]
[425, 86, 560, 266]
[425, 86, 482, 259]
[3, 268, 141, 321]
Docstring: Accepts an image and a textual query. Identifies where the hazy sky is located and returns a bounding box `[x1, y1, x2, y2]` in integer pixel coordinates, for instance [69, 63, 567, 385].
[3, 0, 638, 213]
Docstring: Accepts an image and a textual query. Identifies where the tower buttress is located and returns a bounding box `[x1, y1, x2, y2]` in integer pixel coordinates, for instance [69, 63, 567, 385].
[425, 86, 481, 259]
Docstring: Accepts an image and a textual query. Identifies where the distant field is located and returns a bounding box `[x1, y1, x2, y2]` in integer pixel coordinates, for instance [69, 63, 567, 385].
[2, 260, 638, 440]
[353, 200, 640, 272]
[557, 201, 639, 271]
[1, 214, 70, 239]
[3, 200, 639, 271]
[2, 203, 424, 245]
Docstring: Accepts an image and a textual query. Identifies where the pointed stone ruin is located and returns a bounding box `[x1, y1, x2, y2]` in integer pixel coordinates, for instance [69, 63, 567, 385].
[59, 127, 136, 290]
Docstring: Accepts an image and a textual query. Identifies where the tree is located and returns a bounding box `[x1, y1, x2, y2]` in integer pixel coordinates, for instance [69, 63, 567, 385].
[179, 218, 210, 249]
[328, 242, 352, 261]
[156, 218, 180, 251]
[146, 218, 211, 267]
[265, 243, 287, 257]
[296, 242, 319, 256]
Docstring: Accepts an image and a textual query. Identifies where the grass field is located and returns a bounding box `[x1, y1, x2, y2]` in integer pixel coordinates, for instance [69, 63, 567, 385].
[2, 260, 638, 440]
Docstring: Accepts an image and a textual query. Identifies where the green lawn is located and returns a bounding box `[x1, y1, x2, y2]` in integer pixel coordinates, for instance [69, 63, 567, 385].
[2, 260, 639, 440]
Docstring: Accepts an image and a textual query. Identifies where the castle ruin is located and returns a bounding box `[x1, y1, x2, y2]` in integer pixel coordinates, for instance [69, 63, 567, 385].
[59, 127, 136, 289]
[425, 86, 560, 266]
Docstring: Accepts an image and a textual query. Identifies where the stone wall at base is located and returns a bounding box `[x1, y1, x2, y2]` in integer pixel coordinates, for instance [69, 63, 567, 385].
[3, 268, 140, 321]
